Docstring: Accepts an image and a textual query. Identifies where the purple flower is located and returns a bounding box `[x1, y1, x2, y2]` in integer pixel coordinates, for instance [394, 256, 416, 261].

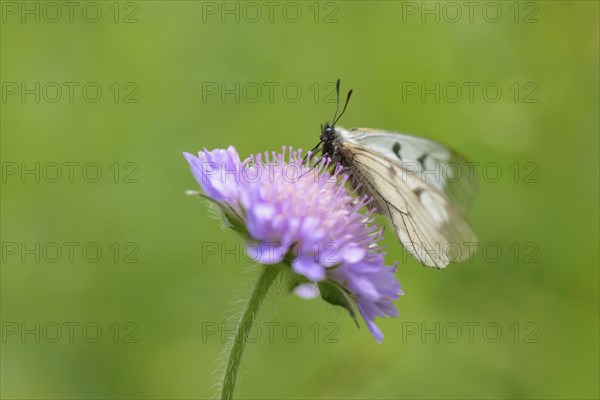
[184, 146, 403, 342]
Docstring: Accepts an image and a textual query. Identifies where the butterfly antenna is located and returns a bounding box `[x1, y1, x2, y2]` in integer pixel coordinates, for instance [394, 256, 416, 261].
[333, 87, 353, 126]
[330, 79, 342, 125]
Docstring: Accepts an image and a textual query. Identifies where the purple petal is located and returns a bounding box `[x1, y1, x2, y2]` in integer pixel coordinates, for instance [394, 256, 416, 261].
[350, 275, 380, 301]
[341, 244, 367, 263]
[183, 147, 241, 202]
[292, 254, 326, 281]
[300, 217, 326, 242]
[294, 283, 319, 299]
[245, 203, 276, 240]
[364, 316, 384, 343]
[246, 242, 286, 265]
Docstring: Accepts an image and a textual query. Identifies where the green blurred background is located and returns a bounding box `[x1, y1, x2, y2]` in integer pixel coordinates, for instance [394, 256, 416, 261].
[1, 1, 598, 399]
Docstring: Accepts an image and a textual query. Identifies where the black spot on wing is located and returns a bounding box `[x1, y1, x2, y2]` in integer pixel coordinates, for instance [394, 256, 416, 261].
[392, 142, 402, 160]
[417, 153, 427, 168]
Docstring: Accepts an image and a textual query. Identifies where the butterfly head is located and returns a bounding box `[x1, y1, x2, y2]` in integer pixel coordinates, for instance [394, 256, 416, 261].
[320, 122, 336, 142]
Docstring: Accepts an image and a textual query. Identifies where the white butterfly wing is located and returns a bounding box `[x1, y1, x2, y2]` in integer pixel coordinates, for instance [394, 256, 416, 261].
[337, 128, 478, 268]
[346, 128, 477, 213]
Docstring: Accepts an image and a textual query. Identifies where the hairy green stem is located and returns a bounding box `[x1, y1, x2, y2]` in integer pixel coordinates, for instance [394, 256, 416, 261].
[219, 265, 281, 400]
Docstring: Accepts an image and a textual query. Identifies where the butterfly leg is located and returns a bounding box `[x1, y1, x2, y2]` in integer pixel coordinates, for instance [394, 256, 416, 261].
[299, 148, 339, 179]
[301, 141, 323, 165]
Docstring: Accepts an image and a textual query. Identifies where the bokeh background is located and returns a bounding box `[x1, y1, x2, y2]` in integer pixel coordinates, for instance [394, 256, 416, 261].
[1, 1, 598, 399]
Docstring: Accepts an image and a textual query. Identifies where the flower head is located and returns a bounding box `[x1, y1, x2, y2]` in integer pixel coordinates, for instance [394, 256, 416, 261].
[184, 146, 403, 342]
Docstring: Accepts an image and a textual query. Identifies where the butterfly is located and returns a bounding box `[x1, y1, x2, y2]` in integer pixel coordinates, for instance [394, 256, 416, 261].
[308, 80, 478, 268]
